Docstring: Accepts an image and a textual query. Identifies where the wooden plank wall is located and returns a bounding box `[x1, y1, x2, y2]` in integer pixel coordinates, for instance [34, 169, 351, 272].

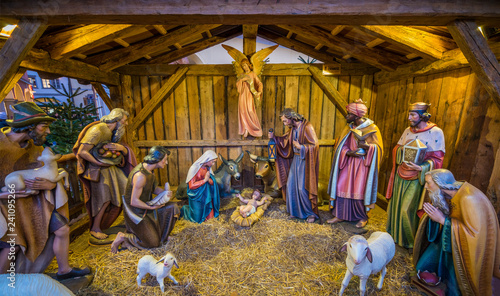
[373, 68, 498, 195]
[121, 71, 376, 188]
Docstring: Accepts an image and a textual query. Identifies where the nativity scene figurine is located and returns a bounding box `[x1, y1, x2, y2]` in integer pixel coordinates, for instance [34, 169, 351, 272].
[222, 44, 278, 139]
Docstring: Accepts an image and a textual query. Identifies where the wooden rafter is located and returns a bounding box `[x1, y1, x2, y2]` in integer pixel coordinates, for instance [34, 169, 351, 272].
[43, 25, 143, 60]
[3, 1, 500, 25]
[91, 82, 115, 109]
[258, 27, 338, 64]
[308, 66, 348, 116]
[448, 19, 500, 108]
[86, 25, 220, 71]
[374, 41, 500, 84]
[279, 25, 405, 71]
[142, 31, 241, 65]
[358, 25, 453, 60]
[130, 67, 189, 131]
[21, 49, 120, 86]
[0, 19, 46, 101]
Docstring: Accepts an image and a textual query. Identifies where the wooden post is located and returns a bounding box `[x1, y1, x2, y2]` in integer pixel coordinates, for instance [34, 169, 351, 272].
[243, 25, 258, 57]
[448, 19, 500, 109]
[308, 66, 348, 116]
[0, 19, 46, 102]
[91, 82, 115, 109]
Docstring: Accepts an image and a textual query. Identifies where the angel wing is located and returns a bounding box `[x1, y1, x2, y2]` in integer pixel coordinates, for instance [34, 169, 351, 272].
[222, 44, 247, 76]
[250, 45, 278, 76]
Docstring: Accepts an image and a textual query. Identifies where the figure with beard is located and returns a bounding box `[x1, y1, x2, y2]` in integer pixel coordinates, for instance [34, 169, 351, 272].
[0, 102, 90, 279]
[269, 108, 319, 223]
[386, 102, 445, 249]
[111, 146, 180, 253]
[327, 100, 383, 228]
[74, 108, 137, 241]
[413, 169, 500, 296]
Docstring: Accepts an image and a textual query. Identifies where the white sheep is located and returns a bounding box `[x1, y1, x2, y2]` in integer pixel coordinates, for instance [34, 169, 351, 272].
[1, 147, 69, 194]
[137, 253, 179, 292]
[0, 273, 75, 295]
[339, 231, 395, 296]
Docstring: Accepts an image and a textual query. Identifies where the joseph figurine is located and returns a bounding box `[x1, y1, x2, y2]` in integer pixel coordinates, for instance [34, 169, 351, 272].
[269, 108, 319, 223]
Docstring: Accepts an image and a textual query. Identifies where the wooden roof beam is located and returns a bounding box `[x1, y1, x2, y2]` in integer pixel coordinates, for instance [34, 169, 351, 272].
[365, 38, 385, 48]
[86, 24, 220, 71]
[21, 48, 120, 86]
[4, 1, 500, 25]
[330, 25, 346, 36]
[358, 25, 450, 60]
[258, 27, 338, 64]
[43, 25, 143, 60]
[0, 19, 46, 101]
[130, 67, 189, 131]
[448, 19, 500, 108]
[153, 25, 167, 35]
[114, 38, 130, 47]
[279, 25, 403, 71]
[308, 66, 348, 116]
[91, 82, 115, 109]
[141, 31, 241, 65]
[374, 40, 500, 84]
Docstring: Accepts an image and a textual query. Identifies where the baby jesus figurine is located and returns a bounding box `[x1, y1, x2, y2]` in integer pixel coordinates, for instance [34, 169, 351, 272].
[236, 189, 270, 217]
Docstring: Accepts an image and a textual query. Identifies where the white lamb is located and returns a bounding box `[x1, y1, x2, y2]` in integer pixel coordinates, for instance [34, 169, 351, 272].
[339, 231, 395, 296]
[137, 253, 179, 292]
[1, 147, 69, 194]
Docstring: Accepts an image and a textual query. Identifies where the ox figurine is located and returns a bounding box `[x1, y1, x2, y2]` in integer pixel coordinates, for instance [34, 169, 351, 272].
[176, 152, 244, 198]
[246, 151, 280, 198]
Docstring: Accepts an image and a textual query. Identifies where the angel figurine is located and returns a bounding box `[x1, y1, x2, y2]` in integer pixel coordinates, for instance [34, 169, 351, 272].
[222, 44, 278, 138]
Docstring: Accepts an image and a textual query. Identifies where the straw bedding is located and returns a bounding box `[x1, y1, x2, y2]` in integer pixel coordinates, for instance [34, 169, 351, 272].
[49, 194, 421, 296]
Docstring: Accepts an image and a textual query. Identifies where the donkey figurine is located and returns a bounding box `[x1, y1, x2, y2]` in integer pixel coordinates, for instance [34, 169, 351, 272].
[175, 152, 244, 199]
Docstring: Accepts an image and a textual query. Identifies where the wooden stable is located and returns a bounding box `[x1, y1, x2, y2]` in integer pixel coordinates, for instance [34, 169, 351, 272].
[1, 0, 500, 204]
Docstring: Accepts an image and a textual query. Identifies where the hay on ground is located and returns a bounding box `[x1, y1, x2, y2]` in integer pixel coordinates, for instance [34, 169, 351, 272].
[49, 194, 421, 296]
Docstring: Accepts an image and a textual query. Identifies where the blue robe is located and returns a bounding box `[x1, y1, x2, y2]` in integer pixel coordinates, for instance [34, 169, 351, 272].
[181, 175, 220, 223]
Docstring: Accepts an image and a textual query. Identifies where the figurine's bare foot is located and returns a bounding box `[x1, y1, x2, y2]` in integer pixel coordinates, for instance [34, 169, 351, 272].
[90, 230, 108, 240]
[243, 130, 249, 138]
[306, 216, 316, 223]
[355, 219, 368, 228]
[111, 232, 125, 254]
[326, 217, 344, 224]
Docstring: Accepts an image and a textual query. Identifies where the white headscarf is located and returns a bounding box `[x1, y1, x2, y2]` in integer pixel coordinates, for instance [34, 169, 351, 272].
[185, 150, 218, 183]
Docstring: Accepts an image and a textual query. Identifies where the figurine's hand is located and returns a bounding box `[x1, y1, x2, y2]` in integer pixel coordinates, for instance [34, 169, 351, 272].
[346, 150, 358, 157]
[423, 202, 446, 225]
[268, 131, 274, 139]
[292, 140, 301, 150]
[204, 171, 211, 183]
[24, 177, 56, 191]
[358, 142, 370, 150]
[0, 190, 32, 199]
[150, 204, 164, 210]
[406, 161, 422, 171]
[104, 143, 127, 153]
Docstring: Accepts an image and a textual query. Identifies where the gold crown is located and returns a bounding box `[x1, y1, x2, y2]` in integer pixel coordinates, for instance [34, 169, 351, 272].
[409, 102, 430, 111]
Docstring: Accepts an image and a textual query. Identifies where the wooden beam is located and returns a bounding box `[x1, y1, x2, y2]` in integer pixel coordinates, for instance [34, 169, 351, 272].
[117, 63, 379, 77]
[365, 38, 385, 48]
[130, 67, 188, 131]
[448, 20, 500, 109]
[0, 69, 26, 103]
[358, 25, 451, 60]
[113, 38, 130, 47]
[21, 49, 120, 86]
[91, 82, 115, 109]
[243, 24, 258, 56]
[44, 25, 141, 60]
[330, 25, 346, 36]
[258, 28, 338, 64]
[153, 25, 167, 35]
[135, 139, 336, 147]
[4, 1, 500, 25]
[279, 25, 405, 71]
[0, 19, 46, 101]
[142, 34, 239, 65]
[375, 42, 500, 84]
[86, 25, 220, 71]
[308, 66, 348, 116]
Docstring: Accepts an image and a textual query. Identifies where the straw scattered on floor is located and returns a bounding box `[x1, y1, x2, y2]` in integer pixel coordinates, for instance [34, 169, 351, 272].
[53, 193, 421, 296]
